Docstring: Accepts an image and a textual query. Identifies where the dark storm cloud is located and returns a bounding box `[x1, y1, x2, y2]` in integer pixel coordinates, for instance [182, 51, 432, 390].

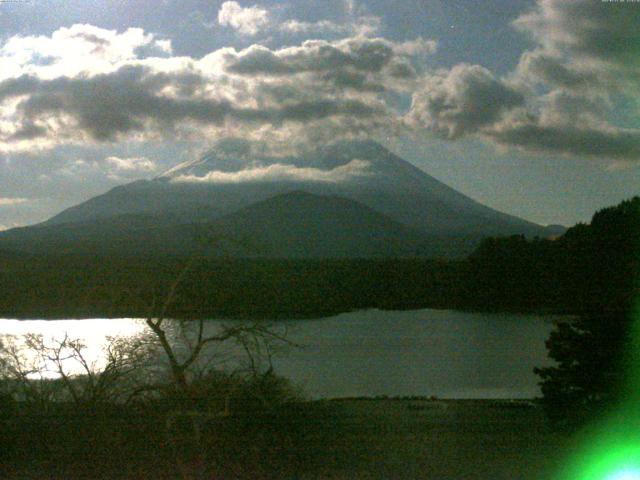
[407, 64, 525, 140]
[514, 0, 640, 96]
[489, 123, 640, 160]
[516, 50, 600, 92]
[493, 0, 640, 161]
[320, 69, 386, 93]
[404, 0, 640, 162]
[8, 122, 48, 141]
[512, 0, 640, 95]
[234, 98, 381, 124]
[3, 3, 637, 162]
[514, 0, 640, 70]
[539, 90, 608, 123]
[1, 66, 229, 141]
[0, 75, 42, 99]
[214, 137, 253, 158]
[226, 37, 408, 76]
[225, 46, 295, 75]
[0, 64, 381, 143]
[487, 90, 640, 161]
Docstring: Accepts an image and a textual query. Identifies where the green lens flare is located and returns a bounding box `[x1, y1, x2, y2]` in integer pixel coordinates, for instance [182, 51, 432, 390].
[564, 440, 640, 480]
[607, 470, 640, 480]
[560, 302, 640, 480]
[557, 201, 640, 480]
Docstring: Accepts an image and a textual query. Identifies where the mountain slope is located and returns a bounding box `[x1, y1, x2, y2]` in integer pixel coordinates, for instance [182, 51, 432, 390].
[43, 140, 554, 238]
[211, 190, 429, 258]
[0, 191, 438, 258]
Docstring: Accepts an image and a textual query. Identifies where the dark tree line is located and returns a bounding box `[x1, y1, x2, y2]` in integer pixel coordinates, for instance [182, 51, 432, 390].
[0, 255, 465, 319]
[463, 196, 639, 315]
[465, 196, 639, 427]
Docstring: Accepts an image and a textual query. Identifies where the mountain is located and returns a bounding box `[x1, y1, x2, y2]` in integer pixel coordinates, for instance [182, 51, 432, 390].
[206, 190, 429, 258]
[0, 191, 445, 258]
[44, 140, 553, 236]
[1, 140, 563, 259]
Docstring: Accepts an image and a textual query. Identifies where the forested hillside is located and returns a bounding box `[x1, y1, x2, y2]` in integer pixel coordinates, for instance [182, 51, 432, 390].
[463, 196, 639, 314]
[0, 197, 636, 320]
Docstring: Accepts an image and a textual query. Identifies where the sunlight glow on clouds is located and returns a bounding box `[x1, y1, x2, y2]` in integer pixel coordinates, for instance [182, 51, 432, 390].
[217, 0, 383, 38]
[0, 26, 428, 153]
[0, 0, 637, 164]
[218, 1, 270, 36]
[0, 23, 171, 81]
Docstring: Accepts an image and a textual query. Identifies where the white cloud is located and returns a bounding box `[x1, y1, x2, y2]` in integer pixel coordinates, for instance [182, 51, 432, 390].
[0, 24, 172, 81]
[218, 1, 270, 36]
[215, 0, 382, 39]
[105, 155, 156, 172]
[279, 15, 381, 37]
[172, 158, 371, 184]
[0, 197, 28, 206]
[0, 27, 433, 154]
[279, 19, 350, 35]
[394, 38, 437, 57]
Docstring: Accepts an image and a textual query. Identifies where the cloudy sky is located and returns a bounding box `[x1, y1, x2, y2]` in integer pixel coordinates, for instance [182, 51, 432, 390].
[0, 0, 638, 229]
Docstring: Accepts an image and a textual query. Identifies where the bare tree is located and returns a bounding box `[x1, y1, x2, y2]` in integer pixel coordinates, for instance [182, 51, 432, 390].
[129, 258, 299, 480]
[0, 331, 154, 408]
[141, 259, 293, 408]
[0, 334, 61, 410]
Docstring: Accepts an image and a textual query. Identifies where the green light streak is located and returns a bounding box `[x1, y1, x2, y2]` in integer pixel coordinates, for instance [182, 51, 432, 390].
[606, 470, 640, 480]
[554, 199, 640, 480]
[559, 302, 640, 480]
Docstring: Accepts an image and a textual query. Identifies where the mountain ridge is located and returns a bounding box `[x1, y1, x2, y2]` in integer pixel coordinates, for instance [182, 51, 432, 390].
[4, 140, 564, 259]
[45, 140, 552, 234]
[0, 190, 461, 258]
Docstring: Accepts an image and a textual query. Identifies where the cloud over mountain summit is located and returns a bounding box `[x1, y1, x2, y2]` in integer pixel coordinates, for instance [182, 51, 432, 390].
[0, 0, 637, 163]
[171, 158, 371, 184]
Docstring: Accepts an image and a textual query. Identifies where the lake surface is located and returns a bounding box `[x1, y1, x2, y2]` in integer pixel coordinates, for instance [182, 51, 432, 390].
[0, 309, 556, 399]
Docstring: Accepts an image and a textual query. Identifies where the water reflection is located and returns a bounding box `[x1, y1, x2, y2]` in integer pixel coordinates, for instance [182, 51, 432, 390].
[0, 319, 147, 378]
[0, 309, 555, 398]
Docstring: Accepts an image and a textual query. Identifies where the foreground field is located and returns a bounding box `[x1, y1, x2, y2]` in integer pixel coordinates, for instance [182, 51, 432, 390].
[2, 398, 578, 479]
[304, 398, 572, 480]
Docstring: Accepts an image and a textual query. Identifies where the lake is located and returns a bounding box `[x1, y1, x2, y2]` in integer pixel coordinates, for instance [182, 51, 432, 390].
[0, 309, 556, 399]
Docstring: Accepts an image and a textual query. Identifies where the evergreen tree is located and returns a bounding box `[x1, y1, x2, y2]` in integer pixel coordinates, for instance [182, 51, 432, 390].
[535, 197, 640, 428]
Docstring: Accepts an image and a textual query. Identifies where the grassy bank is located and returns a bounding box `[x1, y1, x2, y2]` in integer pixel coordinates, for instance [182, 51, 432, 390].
[302, 398, 574, 480]
[1, 398, 577, 479]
